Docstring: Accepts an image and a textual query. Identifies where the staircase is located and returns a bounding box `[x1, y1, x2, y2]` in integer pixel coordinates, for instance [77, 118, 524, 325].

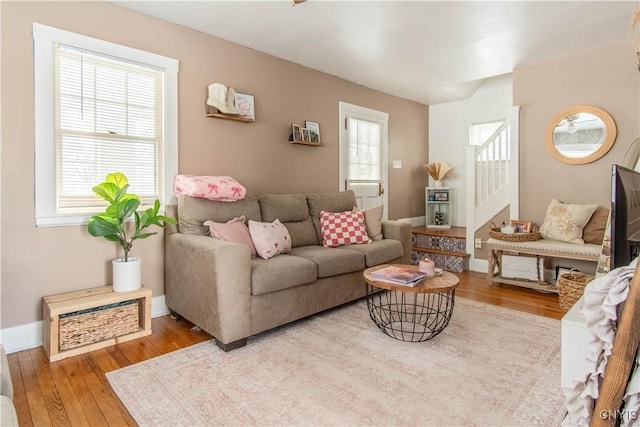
[465, 106, 520, 269]
[411, 226, 469, 272]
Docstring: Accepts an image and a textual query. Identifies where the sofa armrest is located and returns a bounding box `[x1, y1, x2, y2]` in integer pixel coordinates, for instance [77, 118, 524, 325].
[381, 220, 412, 264]
[165, 233, 252, 344]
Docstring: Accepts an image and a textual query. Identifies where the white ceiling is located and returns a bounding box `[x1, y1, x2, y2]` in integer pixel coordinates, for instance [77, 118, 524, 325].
[113, 1, 639, 105]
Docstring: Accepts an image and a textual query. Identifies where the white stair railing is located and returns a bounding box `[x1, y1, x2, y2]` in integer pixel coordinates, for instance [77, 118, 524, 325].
[465, 106, 520, 272]
[475, 121, 511, 207]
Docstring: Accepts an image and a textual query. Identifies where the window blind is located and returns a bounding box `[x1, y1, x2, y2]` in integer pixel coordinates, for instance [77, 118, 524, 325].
[55, 44, 165, 212]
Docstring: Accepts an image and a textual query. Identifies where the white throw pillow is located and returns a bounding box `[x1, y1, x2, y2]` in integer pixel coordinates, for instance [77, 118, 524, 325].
[539, 199, 597, 244]
[248, 219, 292, 260]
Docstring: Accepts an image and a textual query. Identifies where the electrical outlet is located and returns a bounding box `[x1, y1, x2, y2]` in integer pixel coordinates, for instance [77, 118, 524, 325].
[475, 238, 482, 249]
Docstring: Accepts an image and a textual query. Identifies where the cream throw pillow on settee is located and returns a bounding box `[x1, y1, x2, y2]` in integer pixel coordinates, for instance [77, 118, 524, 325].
[539, 199, 597, 244]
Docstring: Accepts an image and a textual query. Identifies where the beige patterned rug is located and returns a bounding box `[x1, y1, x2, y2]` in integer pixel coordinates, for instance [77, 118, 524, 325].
[107, 297, 565, 426]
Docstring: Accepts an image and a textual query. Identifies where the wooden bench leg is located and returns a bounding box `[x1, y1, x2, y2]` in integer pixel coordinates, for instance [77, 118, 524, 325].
[487, 249, 500, 285]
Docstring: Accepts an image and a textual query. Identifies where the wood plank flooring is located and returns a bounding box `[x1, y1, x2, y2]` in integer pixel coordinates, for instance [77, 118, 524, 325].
[7, 272, 564, 426]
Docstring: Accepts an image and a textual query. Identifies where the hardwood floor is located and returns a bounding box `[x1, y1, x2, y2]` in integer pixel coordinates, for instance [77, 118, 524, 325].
[8, 271, 564, 426]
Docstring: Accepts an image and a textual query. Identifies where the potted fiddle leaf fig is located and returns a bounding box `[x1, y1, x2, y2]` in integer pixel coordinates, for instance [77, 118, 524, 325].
[88, 172, 176, 292]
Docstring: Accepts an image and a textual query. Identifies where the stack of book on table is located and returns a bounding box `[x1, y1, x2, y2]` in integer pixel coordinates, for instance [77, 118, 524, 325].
[370, 266, 426, 287]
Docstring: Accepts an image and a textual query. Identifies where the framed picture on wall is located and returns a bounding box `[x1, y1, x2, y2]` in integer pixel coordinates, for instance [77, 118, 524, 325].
[291, 124, 302, 141]
[305, 121, 320, 142]
[302, 128, 311, 142]
[234, 93, 255, 121]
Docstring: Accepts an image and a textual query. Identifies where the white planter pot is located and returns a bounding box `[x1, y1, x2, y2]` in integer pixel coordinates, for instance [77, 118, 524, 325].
[112, 257, 142, 292]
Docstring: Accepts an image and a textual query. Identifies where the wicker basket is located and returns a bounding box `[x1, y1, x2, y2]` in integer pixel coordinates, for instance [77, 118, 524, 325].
[59, 300, 139, 351]
[558, 271, 594, 312]
[488, 222, 542, 242]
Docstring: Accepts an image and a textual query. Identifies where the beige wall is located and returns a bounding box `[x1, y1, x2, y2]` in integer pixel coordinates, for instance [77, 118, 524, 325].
[514, 44, 640, 224]
[1, 1, 428, 328]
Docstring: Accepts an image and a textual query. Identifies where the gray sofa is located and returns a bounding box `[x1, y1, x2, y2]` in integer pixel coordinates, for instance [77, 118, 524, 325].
[1, 345, 18, 427]
[165, 190, 411, 351]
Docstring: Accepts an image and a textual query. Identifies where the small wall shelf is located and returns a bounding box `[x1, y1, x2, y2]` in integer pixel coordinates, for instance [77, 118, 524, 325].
[206, 113, 254, 123]
[289, 141, 324, 147]
[426, 187, 452, 229]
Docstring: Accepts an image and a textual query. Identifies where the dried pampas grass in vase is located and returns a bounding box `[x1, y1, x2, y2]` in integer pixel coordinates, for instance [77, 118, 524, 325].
[425, 162, 453, 187]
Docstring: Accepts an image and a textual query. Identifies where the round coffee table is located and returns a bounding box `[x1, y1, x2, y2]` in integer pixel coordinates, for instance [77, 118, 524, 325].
[363, 264, 459, 342]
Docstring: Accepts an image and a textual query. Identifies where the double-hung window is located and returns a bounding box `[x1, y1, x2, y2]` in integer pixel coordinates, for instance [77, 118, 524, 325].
[33, 24, 178, 227]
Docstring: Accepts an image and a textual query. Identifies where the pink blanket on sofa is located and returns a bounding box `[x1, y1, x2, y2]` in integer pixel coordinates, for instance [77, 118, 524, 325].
[174, 175, 246, 201]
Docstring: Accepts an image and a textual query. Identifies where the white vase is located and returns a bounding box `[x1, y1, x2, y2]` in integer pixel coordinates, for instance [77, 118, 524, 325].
[433, 180, 442, 187]
[112, 257, 142, 292]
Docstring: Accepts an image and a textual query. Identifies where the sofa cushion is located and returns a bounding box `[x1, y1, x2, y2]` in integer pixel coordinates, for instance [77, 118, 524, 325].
[259, 194, 318, 247]
[307, 190, 358, 243]
[251, 255, 317, 296]
[248, 219, 292, 260]
[340, 239, 404, 267]
[204, 216, 257, 257]
[363, 205, 384, 241]
[320, 210, 371, 247]
[289, 245, 365, 278]
[178, 195, 261, 236]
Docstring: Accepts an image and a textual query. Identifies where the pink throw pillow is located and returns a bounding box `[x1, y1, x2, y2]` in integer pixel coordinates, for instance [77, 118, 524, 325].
[204, 216, 257, 257]
[248, 219, 292, 260]
[320, 210, 372, 248]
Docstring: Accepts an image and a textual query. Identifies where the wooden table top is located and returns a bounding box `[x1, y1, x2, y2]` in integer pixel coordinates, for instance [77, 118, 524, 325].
[364, 264, 459, 293]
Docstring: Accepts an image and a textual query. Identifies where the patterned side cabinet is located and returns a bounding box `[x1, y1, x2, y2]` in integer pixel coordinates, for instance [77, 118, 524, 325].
[411, 226, 469, 273]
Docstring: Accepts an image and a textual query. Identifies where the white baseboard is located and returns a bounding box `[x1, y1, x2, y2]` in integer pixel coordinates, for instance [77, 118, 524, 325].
[151, 294, 169, 318]
[0, 294, 169, 354]
[472, 258, 489, 274]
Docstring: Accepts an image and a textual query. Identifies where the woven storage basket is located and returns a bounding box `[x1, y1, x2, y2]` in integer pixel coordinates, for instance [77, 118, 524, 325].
[488, 222, 542, 242]
[558, 271, 594, 312]
[59, 300, 139, 351]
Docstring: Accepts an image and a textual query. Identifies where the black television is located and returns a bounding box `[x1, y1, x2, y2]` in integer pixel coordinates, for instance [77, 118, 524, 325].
[611, 164, 640, 268]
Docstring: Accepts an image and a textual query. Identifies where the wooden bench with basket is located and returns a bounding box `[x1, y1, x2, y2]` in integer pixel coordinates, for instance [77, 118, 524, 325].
[486, 222, 601, 294]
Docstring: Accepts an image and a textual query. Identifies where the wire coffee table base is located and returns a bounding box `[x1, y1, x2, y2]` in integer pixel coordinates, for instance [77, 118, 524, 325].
[366, 284, 456, 342]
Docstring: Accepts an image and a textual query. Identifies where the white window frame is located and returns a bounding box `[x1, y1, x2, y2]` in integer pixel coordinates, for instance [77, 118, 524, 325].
[33, 23, 178, 227]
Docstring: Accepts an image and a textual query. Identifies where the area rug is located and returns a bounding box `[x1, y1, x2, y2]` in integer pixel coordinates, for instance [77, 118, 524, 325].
[107, 298, 566, 426]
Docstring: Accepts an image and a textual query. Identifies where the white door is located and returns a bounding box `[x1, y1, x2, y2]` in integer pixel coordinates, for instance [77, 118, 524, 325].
[339, 102, 388, 218]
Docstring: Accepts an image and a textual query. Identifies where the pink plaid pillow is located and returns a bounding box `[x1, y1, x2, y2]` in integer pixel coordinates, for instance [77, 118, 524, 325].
[320, 210, 372, 248]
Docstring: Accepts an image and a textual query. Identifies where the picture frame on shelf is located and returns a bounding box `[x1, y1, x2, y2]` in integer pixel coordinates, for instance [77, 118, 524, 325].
[302, 128, 311, 142]
[291, 124, 302, 142]
[510, 220, 532, 233]
[234, 93, 255, 121]
[305, 121, 320, 142]
[434, 191, 449, 201]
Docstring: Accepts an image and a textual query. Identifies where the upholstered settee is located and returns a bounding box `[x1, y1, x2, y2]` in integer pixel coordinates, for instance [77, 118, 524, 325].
[165, 190, 412, 351]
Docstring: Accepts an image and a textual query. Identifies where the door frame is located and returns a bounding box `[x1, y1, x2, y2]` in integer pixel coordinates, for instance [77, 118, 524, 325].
[338, 101, 389, 219]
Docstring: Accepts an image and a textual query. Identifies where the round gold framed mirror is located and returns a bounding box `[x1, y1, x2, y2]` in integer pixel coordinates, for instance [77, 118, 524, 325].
[545, 105, 617, 165]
